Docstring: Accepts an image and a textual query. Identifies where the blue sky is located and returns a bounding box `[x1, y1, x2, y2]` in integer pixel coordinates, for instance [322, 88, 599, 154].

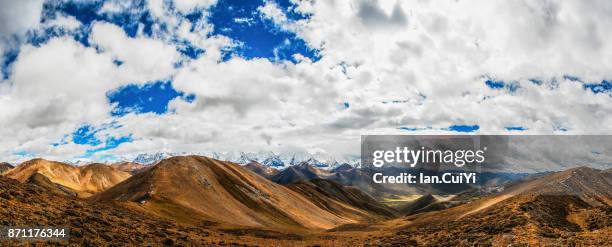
[4, 0, 324, 161]
[1, 0, 611, 163]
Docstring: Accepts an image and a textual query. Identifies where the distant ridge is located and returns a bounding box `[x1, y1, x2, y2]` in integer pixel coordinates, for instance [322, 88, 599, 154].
[112, 161, 146, 174]
[5, 159, 131, 197]
[270, 163, 330, 184]
[123, 151, 360, 169]
[243, 161, 279, 178]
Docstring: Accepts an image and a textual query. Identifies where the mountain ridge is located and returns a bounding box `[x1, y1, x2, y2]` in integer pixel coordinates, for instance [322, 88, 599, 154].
[4, 159, 131, 197]
[91, 156, 366, 230]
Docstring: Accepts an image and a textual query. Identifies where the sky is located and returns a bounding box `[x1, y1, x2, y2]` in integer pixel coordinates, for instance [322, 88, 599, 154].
[0, 0, 612, 163]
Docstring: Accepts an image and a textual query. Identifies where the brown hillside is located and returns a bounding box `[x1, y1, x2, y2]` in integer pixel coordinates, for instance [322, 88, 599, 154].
[4, 159, 131, 197]
[113, 161, 146, 174]
[289, 178, 397, 219]
[0, 162, 13, 174]
[92, 156, 360, 230]
[1, 175, 331, 246]
[244, 161, 279, 178]
[363, 167, 612, 246]
[26, 172, 78, 197]
[396, 194, 438, 215]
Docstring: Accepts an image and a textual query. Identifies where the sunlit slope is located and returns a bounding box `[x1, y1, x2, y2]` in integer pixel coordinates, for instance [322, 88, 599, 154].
[5, 159, 131, 197]
[92, 156, 359, 230]
[364, 167, 612, 246]
[112, 161, 146, 174]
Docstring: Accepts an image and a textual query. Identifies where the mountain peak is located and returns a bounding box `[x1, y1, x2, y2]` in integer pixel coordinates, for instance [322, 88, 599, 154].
[93, 155, 359, 229]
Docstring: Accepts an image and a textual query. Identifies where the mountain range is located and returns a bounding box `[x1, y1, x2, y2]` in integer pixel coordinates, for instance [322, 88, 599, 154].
[1, 155, 610, 246]
[91, 156, 389, 230]
[83, 150, 361, 169]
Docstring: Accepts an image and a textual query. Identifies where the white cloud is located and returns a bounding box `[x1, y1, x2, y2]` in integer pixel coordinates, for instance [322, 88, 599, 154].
[258, 1, 288, 25]
[44, 15, 82, 31]
[0, 37, 119, 161]
[0, 22, 183, 162]
[2, 0, 612, 165]
[90, 22, 180, 82]
[0, 0, 44, 79]
[147, 0, 166, 19]
[0, 0, 43, 37]
[173, 0, 217, 13]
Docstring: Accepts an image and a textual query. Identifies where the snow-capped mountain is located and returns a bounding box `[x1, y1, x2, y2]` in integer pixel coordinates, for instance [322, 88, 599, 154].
[262, 156, 284, 167]
[132, 152, 174, 165]
[302, 158, 328, 168]
[126, 150, 360, 169]
[64, 158, 95, 166]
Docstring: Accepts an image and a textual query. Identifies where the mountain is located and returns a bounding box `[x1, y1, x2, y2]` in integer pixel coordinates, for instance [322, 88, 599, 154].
[243, 161, 279, 178]
[302, 158, 329, 168]
[63, 158, 93, 166]
[0, 162, 13, 174]
[132, 152, 174, 165]
[490, 166, 612, 208]
[2, 157, 609, 246]
[26, 173, 77, 197]
[262, 155, 284, 168]
[0, 175, 230, 246]
[4, 159, 131, 197]
[396, 194, 438, 215]
[126, 151, 359, 170]
[288, 178, 398, 219]
[113, 161, 146, 174]
[331, 163, 353, 173]
[92, 156, 364, 230]
[270, 163, 331, 184]
[367, 166, 612, 246]
[604, 168, 612, 185]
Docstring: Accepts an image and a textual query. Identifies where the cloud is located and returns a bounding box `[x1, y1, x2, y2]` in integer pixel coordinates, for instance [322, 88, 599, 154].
[258, 1, 292, 31]
[356, 0, 407, 28]
[43, 15, 82, 31]
[173, 0, 217, 13]
[0, 0, 44, 80]
[90, 22, 180, 82]
[0, 0, 43, 37]
[1, 0, 612, 167]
